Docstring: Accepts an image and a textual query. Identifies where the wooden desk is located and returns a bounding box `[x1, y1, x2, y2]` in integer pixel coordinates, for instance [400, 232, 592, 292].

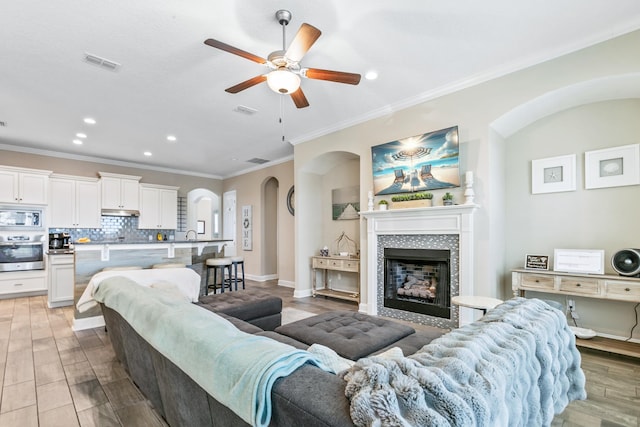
[311, 256, 360, 303]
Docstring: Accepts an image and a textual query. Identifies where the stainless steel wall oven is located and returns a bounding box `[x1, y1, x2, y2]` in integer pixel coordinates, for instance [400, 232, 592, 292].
[0, 235, 45, 272]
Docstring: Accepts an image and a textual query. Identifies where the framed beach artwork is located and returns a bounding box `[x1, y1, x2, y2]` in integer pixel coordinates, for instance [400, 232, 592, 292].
[332, 186, 360, 220]
[371, 126, 460, 195]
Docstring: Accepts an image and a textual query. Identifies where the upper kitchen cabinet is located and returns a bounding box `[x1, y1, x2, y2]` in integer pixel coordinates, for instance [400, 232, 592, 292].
[49, 175, 101, 228]
[99, 172, 141, 211]
[138, 184, 178, 229]
[0, 166, 51, 205]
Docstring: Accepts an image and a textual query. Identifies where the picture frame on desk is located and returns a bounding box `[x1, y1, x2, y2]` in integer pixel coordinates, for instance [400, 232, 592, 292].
[524, 254, 550, 270]
[554, 249, 605, 275]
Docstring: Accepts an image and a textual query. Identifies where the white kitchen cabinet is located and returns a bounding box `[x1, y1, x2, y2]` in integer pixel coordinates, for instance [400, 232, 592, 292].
[49, 175, 101, 228]
[138, 184, 178, 229]
[0, 166, 51, 205]
[99, 172, 141, 210]
[0, 270, 47, 297]
[48, 254, 74, 307]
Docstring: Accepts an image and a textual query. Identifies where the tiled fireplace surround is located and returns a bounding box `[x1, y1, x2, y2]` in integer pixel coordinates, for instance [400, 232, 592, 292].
[361, 205, 478, 328]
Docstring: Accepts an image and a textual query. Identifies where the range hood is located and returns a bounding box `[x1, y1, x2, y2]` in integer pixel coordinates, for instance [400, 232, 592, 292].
[101, 209, 140, 217]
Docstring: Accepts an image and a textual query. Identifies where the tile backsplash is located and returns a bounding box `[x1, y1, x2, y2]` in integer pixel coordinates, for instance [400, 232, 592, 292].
[49, 216, 176, 242]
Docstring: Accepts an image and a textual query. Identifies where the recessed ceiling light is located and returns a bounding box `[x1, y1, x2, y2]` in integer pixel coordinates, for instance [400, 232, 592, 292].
[365, 70, 378, 80]
[73, 139, 83, 145]
[76, 133, 87, 138]
[143, 151, 152, 156]
[83, 117, 96, 124]
[167, 135, 177, 142]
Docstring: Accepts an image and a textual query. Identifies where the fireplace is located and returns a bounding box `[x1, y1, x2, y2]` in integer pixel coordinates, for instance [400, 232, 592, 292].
[383, 248, 450, 319]
[361, 204, 477, 328]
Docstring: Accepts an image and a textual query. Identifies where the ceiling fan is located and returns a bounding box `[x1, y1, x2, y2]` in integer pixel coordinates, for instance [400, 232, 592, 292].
[204, 9, 361, 109]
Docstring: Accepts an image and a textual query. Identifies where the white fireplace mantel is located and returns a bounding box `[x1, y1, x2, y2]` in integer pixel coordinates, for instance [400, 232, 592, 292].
[360, 204, 478, 326]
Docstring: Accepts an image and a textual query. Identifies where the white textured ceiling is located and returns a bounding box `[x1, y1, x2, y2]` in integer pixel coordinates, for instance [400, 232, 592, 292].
[1, 1, 640, 178]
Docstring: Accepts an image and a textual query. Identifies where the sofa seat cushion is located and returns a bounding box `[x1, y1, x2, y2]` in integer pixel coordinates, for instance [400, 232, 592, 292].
[275, 311, 415, 360]
[197, 289, 282, 322]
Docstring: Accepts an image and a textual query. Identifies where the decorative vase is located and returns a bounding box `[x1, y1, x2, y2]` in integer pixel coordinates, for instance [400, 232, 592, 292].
[379, 204, 388, 211]
[443, 200, 453, 206]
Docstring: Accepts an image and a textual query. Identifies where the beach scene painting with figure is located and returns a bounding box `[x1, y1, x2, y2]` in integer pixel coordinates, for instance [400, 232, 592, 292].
[372, 126, 460, 195]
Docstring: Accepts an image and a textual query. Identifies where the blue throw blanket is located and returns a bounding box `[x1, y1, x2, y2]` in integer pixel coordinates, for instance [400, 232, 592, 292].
[93, 277, 323, 427]
[341, 298, 586, 427]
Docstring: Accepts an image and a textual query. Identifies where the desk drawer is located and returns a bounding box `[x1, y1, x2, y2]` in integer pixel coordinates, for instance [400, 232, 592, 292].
[312, 257, 329, 268]
[520, 274, 554, 291]
[343, 260, 359, 272]
[559, 277, 599, 295]
[605, 281, 640, 301]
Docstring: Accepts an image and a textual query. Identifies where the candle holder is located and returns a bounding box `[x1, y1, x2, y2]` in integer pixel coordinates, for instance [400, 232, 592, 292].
[464, 172, 475, 205]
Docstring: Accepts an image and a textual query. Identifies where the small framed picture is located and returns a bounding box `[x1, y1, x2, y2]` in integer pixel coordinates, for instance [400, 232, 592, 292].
[525, 254, 550, 270]
[554, 249, 605, 275]
[585, 143, 640, 189]
[531, 154, 576, 194]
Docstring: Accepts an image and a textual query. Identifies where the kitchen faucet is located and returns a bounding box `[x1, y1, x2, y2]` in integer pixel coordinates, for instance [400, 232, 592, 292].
[185, 229, 197, 240]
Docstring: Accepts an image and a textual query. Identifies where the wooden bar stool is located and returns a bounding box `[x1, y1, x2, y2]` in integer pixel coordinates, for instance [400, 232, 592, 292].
[225, 256, 245, 291]
[205, 257, 233, 295]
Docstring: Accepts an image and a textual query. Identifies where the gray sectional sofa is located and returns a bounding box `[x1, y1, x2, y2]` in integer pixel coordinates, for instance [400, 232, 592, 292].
[101, 287, 444, 426]
[99, 284, 585, 426]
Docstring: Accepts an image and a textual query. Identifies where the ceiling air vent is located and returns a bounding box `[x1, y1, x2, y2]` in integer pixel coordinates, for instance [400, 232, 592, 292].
[233, 105, 258, 115]
[247, 158, 269, 165]
[83, 53, 121, 72]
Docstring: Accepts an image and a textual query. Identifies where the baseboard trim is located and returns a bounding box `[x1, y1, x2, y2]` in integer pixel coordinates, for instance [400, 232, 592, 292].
[277, 280, 295, 288]
[246, 274, 278, 282]
[293, 288, 312, 298]
[72, 315, 105, 331]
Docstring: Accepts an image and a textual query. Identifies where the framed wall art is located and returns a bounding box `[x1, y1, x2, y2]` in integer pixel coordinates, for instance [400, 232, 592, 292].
[585, 143, 640, 189]
[531, 154, 576, 194]
[332, 186, 360, 220]
[241, 205, 252, 251]
[371, 126, 460, 195]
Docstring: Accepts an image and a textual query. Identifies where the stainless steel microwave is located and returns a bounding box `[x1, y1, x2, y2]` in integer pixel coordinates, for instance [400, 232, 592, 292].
[0, 206, 43, 230]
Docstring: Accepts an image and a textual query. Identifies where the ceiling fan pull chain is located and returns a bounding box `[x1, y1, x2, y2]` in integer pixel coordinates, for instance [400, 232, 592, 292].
[280, 96, 285, 142]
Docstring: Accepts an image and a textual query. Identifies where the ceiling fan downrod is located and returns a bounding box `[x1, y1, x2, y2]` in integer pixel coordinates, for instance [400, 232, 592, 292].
[275, 10, 291, 51]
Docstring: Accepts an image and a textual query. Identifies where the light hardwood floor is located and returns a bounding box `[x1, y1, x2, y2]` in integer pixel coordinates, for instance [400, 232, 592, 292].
[0, 279, 638, 426]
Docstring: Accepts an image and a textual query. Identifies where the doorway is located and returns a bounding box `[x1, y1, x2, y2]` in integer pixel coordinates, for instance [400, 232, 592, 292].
[223, 190, 237, 257]
[262, 178, 278, 277]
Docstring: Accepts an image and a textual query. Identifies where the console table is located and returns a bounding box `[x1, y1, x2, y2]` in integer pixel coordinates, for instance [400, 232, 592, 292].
[512, 269, 640, 358]
[311, 256, 360, 303]
[511, 269, 640, 302]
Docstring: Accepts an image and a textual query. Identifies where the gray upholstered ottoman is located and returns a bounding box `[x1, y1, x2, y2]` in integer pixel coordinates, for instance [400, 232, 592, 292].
[274, 310, 415, 360]
[196, 288, 282, 331]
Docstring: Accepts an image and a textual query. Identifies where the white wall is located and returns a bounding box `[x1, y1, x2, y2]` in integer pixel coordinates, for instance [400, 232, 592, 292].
[505, 99, 640, 338]
[295, 29, 640, 332]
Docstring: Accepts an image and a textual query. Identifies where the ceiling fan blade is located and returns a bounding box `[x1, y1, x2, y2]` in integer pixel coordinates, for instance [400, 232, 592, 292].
[204, 38, 267, 64]
[285, 23, 322, 62]
[290, 87, 310, 108]
[225, 75, 267, 93]
[304, 68, 361, 85]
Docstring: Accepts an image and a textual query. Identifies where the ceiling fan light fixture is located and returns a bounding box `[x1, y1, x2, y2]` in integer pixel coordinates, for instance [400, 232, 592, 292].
[266, 69, 300, 94]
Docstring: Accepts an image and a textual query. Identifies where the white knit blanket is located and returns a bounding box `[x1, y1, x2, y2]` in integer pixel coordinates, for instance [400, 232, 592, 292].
[341, 298, 586, 427]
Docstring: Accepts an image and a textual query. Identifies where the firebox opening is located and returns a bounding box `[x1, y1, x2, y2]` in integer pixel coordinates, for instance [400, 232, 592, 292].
[383, 248, 451, 319]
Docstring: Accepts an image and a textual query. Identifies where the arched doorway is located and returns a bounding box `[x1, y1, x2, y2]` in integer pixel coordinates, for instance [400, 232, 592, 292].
[187, 188, 220, 240]
[262, 177, 278, 278]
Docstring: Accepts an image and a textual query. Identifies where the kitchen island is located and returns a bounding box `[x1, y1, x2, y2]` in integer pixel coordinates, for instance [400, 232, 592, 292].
[73, 239, 230, 330]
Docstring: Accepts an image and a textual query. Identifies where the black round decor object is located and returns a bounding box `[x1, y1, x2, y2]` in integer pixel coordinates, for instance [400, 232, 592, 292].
[611, 248, 640, 277]
[286, 185, 295, 216]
